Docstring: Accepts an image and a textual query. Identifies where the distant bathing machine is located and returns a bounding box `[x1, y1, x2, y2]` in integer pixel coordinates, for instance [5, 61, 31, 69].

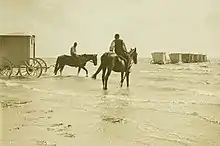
[151, 52, 208, 65]
[151, 52, 167, 64]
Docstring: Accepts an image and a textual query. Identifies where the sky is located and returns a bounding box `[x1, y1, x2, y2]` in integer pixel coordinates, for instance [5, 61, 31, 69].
[0, 0, 220, 58]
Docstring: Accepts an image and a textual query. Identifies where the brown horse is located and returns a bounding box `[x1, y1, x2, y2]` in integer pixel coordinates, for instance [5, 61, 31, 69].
[54, 54, 98, 76]
[92, 48, 138, 90]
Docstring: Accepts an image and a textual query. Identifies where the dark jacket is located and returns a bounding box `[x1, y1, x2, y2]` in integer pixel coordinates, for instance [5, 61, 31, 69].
[109, 39, 127, 58]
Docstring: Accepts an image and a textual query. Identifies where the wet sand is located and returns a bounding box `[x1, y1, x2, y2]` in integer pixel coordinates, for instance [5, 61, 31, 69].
[1, 59, 220, 146]
[0, 103, 2, 146]
[1, 94, 75, 146]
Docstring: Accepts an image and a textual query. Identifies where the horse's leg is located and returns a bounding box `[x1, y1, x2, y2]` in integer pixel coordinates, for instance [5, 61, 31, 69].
[120, 72, 124, 87]
[104, 68, 112, 90]
[82, 66, 88, 77]
[54, 64, 59, 75]
[126, 72, 130, 87]
[92, 65, 103, 79]
[54, 57, 60, 75]
[102, 68, 106, 89]
[56, 65, 60, 76]
[77, 67, 81, 76]
[59, 65, 65, 76]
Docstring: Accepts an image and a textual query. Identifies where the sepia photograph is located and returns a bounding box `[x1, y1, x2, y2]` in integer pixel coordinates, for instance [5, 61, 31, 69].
[0, 0, 220, 146]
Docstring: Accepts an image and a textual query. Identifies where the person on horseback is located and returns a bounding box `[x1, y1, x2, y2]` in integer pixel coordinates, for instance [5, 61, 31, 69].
[109, 34, 130, 72]
[70, 42, 81, 65]
[70, 42, 77, 57]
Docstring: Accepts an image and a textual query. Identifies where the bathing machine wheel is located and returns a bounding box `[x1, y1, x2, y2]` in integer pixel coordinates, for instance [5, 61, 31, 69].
[0, 57, 13, 78]
[19, 58, 43, 78]
[35, 58, 48, 73]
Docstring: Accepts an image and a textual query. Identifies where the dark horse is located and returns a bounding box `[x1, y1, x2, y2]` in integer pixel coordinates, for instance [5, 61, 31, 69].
[54, 54, 98, 76]
[92, 48, 138, 90]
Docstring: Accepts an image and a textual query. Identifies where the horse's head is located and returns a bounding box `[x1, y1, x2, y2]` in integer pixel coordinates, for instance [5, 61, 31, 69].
[91, 54, 98, 66]
[129, 47, 138, 64]
[81, 54, 98, 66]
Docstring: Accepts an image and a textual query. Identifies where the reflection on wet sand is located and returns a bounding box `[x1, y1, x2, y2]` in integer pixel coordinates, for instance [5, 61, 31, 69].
[97, 89, 138, 145]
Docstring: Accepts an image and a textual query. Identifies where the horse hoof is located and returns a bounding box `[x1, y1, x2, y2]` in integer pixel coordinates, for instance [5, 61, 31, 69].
[91, 75, 96, 79]
[103, 87, 107, 90]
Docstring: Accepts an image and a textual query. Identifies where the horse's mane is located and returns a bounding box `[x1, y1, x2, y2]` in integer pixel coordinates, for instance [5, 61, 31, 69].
[129, 48, 137, 55]
[81, 53, 96, 55]
[80, 54, 97, 57]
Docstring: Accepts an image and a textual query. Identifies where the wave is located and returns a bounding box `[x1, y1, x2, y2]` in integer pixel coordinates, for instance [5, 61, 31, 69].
[145, 107, 220, 126]
[0, 79, 77, 97]
[119, 98, 220, 108]
[187, 112, 220, 125]
[96, 90, 220, 108]
[138, 108, 220, 126]
[189, 89, 216, 97]
[144, 84, 216, 96]
[144, 64, 211, 72]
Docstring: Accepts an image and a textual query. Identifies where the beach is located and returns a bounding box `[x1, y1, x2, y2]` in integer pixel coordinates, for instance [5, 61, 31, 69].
[1, 58, 220, 146]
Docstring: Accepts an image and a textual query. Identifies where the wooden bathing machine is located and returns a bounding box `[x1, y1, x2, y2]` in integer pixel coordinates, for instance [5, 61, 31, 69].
[169, 53, 181, 64]
[151, 52, 167, 64]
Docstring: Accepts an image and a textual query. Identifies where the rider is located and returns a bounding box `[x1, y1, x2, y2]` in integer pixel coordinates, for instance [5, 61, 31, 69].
[109, 34, 130, 72]
[70, 42, 77, 57]
[70, 42, 80, 65]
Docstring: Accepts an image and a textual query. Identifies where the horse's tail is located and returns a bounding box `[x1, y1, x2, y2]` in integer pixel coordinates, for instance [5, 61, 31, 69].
[54, 56, 60, 75]
[92, 53, 107, 79]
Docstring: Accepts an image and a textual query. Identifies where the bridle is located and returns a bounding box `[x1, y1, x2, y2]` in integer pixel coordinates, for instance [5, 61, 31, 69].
[128, 49, 137, 67]
[122, 49, 137, 80]
[87, 55, 97, 64]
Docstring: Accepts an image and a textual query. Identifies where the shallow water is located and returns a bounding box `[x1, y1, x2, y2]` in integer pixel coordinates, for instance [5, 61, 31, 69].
[1, 58, 220, 146]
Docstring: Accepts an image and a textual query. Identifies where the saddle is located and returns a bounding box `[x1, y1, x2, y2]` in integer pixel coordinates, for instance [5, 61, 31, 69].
[71, 54, 84, 66]
[119, 53, 132, 72]
[112, 53, 131, 72]
[108, 52, 125, 60]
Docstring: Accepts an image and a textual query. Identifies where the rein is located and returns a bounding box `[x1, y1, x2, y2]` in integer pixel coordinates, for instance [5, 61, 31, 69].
[80, 55, 96, 64]
[118, 55, 127, 61]
[122, 50, 136, 80]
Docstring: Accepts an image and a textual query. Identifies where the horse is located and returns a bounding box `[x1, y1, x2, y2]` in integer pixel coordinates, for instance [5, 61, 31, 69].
[54, 54, 98, 76]
[92, 48, 138, 90]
